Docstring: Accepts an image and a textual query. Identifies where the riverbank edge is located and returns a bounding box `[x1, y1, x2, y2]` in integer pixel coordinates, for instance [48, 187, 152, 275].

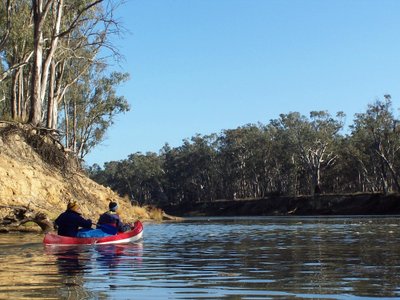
[163, 193, 400, 217]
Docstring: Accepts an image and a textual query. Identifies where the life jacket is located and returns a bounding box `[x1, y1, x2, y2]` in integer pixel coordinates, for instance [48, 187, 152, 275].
[97, 211, 120, 234]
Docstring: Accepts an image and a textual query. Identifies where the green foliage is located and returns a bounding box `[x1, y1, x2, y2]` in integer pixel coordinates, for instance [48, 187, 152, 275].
[88, 152, 165, 205]
[0, 0, 127, 163]
[61, 66, 130, 159]
[86, 96, 400, 207]
[349, 96, 400, 192]
[163, 134, 219, 204]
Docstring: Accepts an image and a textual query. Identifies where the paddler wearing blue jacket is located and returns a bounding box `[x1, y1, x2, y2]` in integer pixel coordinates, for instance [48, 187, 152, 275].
[97, 201, 130, 234]
[54, 201, 93, 237]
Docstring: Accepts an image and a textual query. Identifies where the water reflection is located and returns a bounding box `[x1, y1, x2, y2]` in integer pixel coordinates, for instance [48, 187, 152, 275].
[42, 242, 144, 299]
[0, 217, 400, 299]
[45, 245, 88, 276]
[43, 245, 95, 299]
[95, 243, 143, 269]
[134, 217, 400, 299]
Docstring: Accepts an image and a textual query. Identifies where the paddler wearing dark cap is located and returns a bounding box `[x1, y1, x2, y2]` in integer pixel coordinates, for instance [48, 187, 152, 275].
[96, 201, 130, 234]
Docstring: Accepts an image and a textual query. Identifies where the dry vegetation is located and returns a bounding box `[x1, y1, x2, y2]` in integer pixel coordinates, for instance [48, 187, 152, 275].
[0, 122, 165, 232]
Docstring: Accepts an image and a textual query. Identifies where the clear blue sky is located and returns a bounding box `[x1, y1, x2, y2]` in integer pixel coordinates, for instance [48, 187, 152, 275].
[85, 0, 400, 166]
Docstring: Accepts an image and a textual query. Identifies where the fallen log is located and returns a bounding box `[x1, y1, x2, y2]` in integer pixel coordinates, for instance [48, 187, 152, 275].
[162, 211, 184, 221]
[0, 205, 53, 233]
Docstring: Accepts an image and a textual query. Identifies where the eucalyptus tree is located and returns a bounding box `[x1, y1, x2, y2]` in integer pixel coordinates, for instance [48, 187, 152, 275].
[188, 134, 219, 202]
[88, 159, 139, 201]
[160, 144, 177, 203]
[252, 124, 291, 197]
[0, 0, 33, 120]
[217, 127, 248, 199]
[217, 124, 275, 199]
[99, 160, 121, 191]
[46, 0, 123, 130]
[29, 0, 64, 125]
[28, 0, 124, 128]
[86, 163, 107, 184]
[61, 66, 129, 159]
[0, 0, 12, 52]
[0, 0, 32, 82]
[266, 121, 299, 195]
[47, 45, 99, 130]
[0, 0, 126, 130]
[350, 96, 400, 193]
[272, 111, 344, 195]
[124, 152, 166, 205]
[162, 134, 218, 204]
[315, 133, 356, 193]
[162, 145, 186, 204]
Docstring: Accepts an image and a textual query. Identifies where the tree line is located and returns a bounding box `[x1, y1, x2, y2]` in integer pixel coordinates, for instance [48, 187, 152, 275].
[87, 95, 400, 208]
[0, 0, 129, 160]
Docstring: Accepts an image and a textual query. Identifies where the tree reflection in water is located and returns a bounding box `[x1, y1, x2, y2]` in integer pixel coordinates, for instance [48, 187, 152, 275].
[45, 245, 88, 276]
[44, 244, 92, 300]
[43, 242, 142, 299]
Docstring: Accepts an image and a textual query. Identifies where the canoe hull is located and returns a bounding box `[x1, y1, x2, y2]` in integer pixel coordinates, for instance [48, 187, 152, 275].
[43, 220, 143, 245]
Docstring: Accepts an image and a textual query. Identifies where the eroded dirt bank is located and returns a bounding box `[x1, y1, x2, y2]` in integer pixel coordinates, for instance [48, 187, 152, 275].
[0, 123, 159, 232]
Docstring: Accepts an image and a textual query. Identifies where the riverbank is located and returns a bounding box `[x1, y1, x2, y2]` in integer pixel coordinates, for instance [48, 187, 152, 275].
[0, 122, 166, 233]
[163, 193, 400, 217]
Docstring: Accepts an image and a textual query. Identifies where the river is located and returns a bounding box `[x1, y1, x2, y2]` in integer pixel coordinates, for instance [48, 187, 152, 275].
[0, 216, 399, 299]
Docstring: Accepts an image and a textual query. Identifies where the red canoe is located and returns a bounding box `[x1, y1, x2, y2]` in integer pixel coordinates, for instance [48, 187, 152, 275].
[43, 220, 143, 245]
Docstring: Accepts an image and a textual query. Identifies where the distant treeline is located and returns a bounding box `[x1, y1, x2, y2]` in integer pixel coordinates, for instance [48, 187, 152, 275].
[87, 95, 400, 207]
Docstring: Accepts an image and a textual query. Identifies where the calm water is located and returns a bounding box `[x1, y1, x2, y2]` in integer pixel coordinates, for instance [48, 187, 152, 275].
[0, 216, 400, 299]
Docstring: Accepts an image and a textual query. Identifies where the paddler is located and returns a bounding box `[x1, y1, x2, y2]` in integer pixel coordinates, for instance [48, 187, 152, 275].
[97, 201, 131, 234]
[54, 201, 93, 237]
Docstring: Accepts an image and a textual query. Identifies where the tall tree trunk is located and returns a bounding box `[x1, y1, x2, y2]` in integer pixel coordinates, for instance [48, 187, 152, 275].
[10, 70, 18, 119]
[29, 0, 63, 126]
[0, 0, 12, 52]
[380, 162, 389, 194]
[46, 61, 56, 128]
[380, 155, 400, 192]
[20, 66, 30, 121]
[72, 97, 77, 153]
[29, 0, 44, 126]
[39, 0, 63, 108]
[17, 68, 24, 120]
[63, 97, 69, 148]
